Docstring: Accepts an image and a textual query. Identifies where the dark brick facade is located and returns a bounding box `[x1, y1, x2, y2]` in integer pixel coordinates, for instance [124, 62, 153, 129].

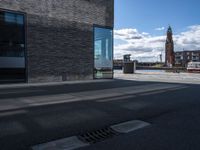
[0, 0, 114, 82]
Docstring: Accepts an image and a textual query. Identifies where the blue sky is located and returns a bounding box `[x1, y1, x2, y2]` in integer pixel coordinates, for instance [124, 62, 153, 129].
[115, 0, 200, 35]
[114, 0, 200, 61]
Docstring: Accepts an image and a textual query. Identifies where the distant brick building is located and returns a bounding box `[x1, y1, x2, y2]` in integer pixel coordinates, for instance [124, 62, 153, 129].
[175, 50, 200, 67]
[165, 26, 175, 67]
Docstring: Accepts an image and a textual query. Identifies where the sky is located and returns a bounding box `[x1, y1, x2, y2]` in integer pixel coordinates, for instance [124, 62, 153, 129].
[114, 0, 200, 62]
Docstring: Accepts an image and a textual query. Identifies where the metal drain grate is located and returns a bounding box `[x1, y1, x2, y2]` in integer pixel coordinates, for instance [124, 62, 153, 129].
[31, 120, 150, 150]
[78, 127, 118, 144]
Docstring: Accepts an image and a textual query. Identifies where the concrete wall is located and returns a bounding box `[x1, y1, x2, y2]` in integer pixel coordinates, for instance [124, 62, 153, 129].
[0, 0, 114, 82]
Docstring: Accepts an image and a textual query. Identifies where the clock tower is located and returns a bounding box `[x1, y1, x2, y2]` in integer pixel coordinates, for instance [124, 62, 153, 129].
[165, 26, 175, 67]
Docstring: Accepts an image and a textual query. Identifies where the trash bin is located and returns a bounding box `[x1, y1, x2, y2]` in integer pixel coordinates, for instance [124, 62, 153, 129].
[123, 62, 134, 74]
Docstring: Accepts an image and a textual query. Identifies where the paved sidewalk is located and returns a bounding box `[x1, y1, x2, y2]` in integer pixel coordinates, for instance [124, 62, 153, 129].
[115, 70, 200, 84]
[0, 79, 112, 89]
[0, 83, 186, 112]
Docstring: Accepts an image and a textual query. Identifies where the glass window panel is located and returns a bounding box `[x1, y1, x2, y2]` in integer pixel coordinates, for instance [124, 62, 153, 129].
[4, 13, 24, 25]
[95, 40, 102, 60]
[4, 12, 16, 23]
[16, 15, 24, 25]
[94, 27, 113, 79]
[0, 10, 25, 68]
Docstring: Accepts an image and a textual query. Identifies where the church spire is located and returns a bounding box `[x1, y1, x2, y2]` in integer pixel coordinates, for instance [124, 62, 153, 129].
[167, 26, 172, 33]
[166, 25, 173, 42]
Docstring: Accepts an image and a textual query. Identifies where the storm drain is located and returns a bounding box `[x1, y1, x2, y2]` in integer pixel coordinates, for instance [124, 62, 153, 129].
[78, 127, 118, 144]
[31, 120, 150, 150]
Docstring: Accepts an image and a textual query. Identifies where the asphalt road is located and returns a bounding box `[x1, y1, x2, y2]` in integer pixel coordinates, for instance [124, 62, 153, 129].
[0, 79, 200, 150]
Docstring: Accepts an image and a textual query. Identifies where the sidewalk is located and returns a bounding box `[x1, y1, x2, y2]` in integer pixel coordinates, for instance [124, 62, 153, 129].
[0, 79, 113, 89]
[0, 83, 186, 112]
[1, 70, 199, 90]
[114, 70, 200, 84]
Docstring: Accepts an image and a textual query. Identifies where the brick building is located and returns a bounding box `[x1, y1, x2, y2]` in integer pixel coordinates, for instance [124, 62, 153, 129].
[175, 50, 200, 67]
[0, 0, 114, 83]
[165, 26, 175, 67]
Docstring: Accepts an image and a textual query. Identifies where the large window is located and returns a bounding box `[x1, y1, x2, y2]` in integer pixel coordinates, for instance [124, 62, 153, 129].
[94, 27, 113, 79]
[0, 10, 25, 68]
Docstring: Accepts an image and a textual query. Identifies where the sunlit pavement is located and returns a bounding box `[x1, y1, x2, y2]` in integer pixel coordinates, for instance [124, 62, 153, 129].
[115, 70, 200, 84]
[0, 75, 200, 150]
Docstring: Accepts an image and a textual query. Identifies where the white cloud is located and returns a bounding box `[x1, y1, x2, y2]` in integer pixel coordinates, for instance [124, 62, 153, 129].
[155, 27, 165, 31]
[114, 28, 143, 40]
[114, 25, 200, 62]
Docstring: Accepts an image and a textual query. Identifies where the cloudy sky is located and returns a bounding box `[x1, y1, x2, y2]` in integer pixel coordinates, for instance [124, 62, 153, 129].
[114, 0, 200, 62]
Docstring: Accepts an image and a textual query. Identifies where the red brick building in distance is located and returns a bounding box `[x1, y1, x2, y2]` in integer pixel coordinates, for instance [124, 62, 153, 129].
[165, 26, 175, 67]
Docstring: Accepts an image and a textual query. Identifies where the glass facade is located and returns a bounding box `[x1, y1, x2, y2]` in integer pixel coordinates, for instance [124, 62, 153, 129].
[94, 27, 113, 79]
[0, 10, 25, 68]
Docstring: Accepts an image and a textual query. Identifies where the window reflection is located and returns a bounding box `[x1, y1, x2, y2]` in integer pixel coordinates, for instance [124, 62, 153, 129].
[0, 11, 25, 57]
[4, 12, 24, 25]
[0, 10, 25, 68]
[94, 27, 113, 79]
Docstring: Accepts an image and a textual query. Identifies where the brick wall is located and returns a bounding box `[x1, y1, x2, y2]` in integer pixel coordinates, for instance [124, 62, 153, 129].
[0, 0, 114, 82]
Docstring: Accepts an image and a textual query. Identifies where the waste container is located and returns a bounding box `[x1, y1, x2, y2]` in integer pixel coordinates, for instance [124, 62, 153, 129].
[123, 54, 136, 74]
[123, 62, 135, 74]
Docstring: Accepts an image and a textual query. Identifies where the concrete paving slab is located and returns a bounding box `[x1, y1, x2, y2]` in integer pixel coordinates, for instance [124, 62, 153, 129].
[111, 120, 150, 133]
[31, 136, 89, 150]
